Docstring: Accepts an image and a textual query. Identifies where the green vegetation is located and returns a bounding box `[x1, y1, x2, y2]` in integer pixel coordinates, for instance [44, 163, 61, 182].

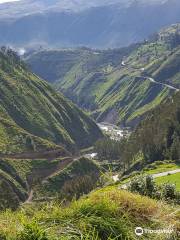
[156, 173, 180, 191]
[0, 187, 179, 240]
[120, 161, 180, 191]
[119, 90, 180, 174]
[0, 157, 66, 210]
[27, 24, 180, 126]
[0, 156, 101, 210]
[0, 25, 180, 240]
[0, 47, 102, 153]
[34, 158, 100, 201]
[94, 138, 122, 161]
[127, 175, 180, 204]
[143, 162, 180, 175]
[0, 48, 103, 211]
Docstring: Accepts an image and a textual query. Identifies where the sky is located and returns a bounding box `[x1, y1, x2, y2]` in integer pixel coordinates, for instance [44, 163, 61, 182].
[0, 0, 166, 4]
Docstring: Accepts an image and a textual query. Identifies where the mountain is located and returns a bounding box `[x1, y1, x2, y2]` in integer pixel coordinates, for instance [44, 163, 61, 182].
[26, 24, 180, 127]
[0, 0, 179, 48]
[0, 48, 102, 152]
[0, 0, 165, 18]
[0, 47, 103, 210]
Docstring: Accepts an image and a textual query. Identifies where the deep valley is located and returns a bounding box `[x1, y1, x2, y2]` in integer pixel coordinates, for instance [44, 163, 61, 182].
[0, 2, 179, 239]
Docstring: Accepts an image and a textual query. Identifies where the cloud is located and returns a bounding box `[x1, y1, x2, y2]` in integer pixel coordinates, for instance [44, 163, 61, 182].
[0, 0, 21, 4]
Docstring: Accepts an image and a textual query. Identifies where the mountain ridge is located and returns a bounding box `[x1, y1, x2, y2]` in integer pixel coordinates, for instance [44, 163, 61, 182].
[0, 0, 179, 48]
[26, 24, 180, 127]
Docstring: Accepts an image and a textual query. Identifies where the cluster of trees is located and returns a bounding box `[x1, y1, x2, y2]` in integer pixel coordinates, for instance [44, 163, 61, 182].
[122, 92, 180, 167]
[128, 175, 180, 204]
[0, 46, 20, 63]
[0, 46, 26, 72]
[94, 138, 123, 161]
[94, 137, 133, 172]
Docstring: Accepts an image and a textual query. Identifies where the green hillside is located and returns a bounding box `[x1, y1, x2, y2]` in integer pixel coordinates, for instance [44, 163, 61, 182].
[0, 156, 100, 211]
[0, 48, 102, 153]
[27, 24, 180, 126]
[0, 157, 64, 210]
[34, 157, 100, 201]
[0, 47, 103, 211]
[121, 90, 180, 173]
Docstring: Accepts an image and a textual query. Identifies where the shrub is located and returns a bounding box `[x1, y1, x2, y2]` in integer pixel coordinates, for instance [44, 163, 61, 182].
[128, 175, 157, 198]
[128, 175, 180, 203]
[162, 183, 176, 200]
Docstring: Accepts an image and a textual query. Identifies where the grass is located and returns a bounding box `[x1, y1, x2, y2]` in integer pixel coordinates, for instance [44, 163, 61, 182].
[155, 173, 180, 191]
[0, 186, 179, 239]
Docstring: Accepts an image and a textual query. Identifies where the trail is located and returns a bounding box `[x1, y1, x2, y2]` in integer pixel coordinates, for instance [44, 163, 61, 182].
[25, 190, 34, 204]
[0, 149, 68, 160]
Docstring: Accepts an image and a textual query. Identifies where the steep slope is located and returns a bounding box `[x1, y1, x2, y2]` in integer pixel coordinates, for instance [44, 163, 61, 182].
[0, 48, 102, 152]
[34, 157, 100, 201]
[27, 24, 180, 127]
[0, 48, 103, 210]
[0, 0, 180, 48]
[122, 90, 180, 172]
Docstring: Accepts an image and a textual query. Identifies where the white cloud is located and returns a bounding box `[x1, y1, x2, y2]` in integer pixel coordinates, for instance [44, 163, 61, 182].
[0, 0, 21, 4]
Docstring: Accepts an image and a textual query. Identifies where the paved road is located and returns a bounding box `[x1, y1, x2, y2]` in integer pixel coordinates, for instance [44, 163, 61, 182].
[122, 60, 180, 92]
[147, 77, 179, 91]
[152, 169, 180, 178]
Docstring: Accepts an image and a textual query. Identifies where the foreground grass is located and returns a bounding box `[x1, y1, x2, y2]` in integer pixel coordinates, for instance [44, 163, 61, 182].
[0, 187, 179, 240]
[155, 173, 180, 191]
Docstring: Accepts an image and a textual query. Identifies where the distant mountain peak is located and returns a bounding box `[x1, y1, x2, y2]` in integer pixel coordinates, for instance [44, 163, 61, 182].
[0, 0, 179, 49]
[0, 0, 169, 18]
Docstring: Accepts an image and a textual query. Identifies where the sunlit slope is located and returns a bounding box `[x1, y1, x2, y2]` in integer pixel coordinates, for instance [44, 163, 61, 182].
[0, 49, 102, 151]
[27, 24, 180, 126]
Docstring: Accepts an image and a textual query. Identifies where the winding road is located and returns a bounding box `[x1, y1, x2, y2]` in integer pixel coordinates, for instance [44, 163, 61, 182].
[142, 76, 180, 91]
[121, 60, 180, 92]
